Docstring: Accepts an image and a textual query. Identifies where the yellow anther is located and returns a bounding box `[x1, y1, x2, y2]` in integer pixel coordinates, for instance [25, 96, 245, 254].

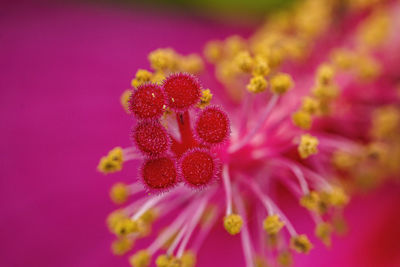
[301, 96, 320, 115]
[312, 84, 339, 100]
[98, 147, 124, 173]
[298, 134, 319, 159]
[152, 71, 166, 84]
[282, 38, 306, 61]
[316, 64, 335, 85]
[121, 89, 132, 113]
[332, 150, 359, 170]
[197, 89, 213, 109]
[365, 142, 387, 162]
[320, 186, 349, 207]
[110, 183, 129, 204]
[332, 214, 348, 236]
[129, 250, 151, 267]
[136, 220, 152, 237]
[180, 54, 204, 74]
[263, 215, 285, 235]
[155, 254, 170, 267]
[292, 110, 312, 130]
[156, 255, 180, 267]
[299, 191, 320, 212]
[131, 69, 152, 88]
[111, 237, 134, 255]
[204, 40, 223, 63]
[225, 35, 246, 56]
[358, 10, 389, 48]
[315, 222, 332, 246]
[148, 48, 178, 71]
[223, 214, 243, 235]
[107, 210, 127, 233]
[108, 147, 124, 163]
[139, 208, 158, 224]
[97, 156, 122, 174]
[265, 46, 284, 69]
[215, 61, 238, 86]
[234, 51, 254, 73]
[277, 251, 293, 267]
[181, 251, 196, 267]
[169, 257, 182, 267]
[317, 99, 332, 115]
[371, 106, 400, 139]
[254, 255, 268, 267]
[355, 55, 381, 81]
[331, 49, 355, 70]
[114, 218, 139, 236]
[252, 55, 270, 76]
[290, 234, 313, 254]
[270, 73, 294, 94]
[170, 257, 182, 267]
[247, 75, 268, 94]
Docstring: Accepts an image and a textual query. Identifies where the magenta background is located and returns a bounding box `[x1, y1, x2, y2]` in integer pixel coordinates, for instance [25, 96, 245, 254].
[1, 1, 400, 267]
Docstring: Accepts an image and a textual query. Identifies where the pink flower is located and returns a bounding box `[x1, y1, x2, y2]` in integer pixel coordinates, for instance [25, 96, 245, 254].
[1, 1, 400, 267]
[100, 1, 400, 267]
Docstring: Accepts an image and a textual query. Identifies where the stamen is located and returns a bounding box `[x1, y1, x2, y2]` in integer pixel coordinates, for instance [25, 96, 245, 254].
[176, 195, 209, 258]
[222, 165, 233, 215]
[147, 201, 195, 254]
[233, 189, 254, 267]
[167, 222, 189, 256]
[240, 177, 298, 237]
[191, 208, 220, 252]
[131, 194, 166, 221]
[272, 158, 310, 195]
[229, 94, 279, 153]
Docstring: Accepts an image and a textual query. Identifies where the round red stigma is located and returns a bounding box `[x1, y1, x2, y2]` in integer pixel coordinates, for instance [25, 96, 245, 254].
[133, 121, 170, 156]
[129, 83, 165, 119]
[180, 149, 217, 187]
[195, 106, 230, 145]
[163, 73, 201, 111]
[142, 157, 177, 190]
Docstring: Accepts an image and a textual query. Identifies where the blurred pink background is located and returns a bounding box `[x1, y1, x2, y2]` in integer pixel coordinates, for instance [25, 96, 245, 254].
[1, 1, 400, 267]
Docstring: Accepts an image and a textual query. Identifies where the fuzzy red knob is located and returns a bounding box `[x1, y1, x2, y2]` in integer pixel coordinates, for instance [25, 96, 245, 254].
[129, 83, 166, 119]
[163, 73, 201, 111]
[180, 149, 217, 187]
[141, 157, 178, 190]
[195, 106, 230, 145]
[133, 121, 170, 156]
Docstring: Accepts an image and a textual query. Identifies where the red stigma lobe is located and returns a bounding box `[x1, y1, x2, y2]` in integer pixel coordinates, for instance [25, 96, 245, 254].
[163, 73, 201, 111]
[142, 157, 177, 190]
[133, 121, 170, 157]
[180, 149, 217, 187]
[195, 106, 230, 145]
[129, 83, 166, 119]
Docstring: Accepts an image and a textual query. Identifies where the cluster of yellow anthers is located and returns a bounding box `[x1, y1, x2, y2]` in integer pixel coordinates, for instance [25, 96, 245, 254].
[203, 0, 338, 100]
[106, 191, 217, 266]
[331, 105, 400, 190]
[120, 48, 207, 114]
[98, 147, 124, 174]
